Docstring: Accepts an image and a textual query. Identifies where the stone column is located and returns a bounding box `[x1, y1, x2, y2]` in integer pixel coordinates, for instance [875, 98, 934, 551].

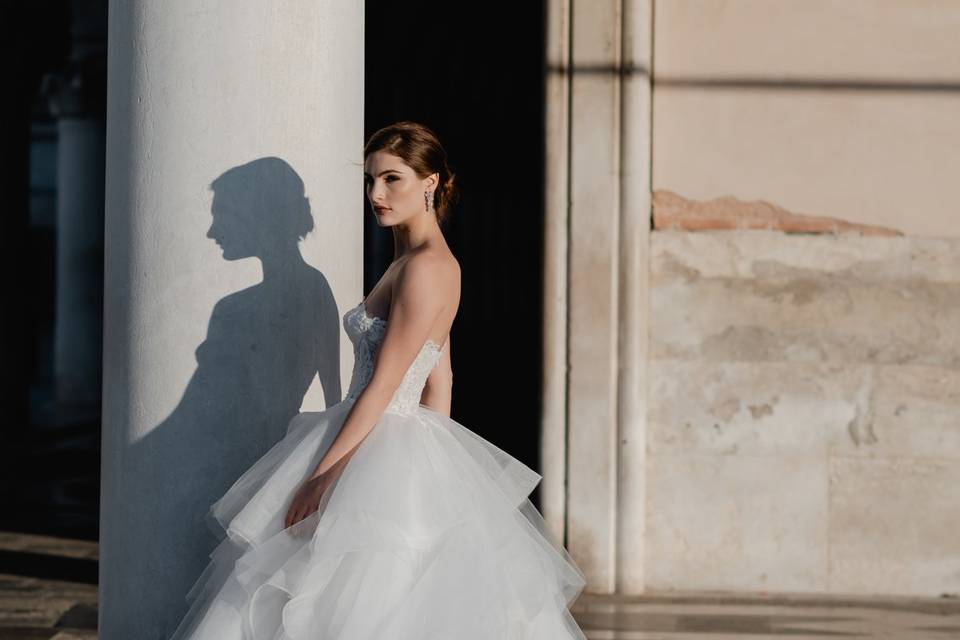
[45, 0, 107, 424]
[615, 0, 653, 594]
[51, 117, 105, 419]
[99, 2, 363, 638]
[541, 0, 572, 555]
[542, 0, 653, 593]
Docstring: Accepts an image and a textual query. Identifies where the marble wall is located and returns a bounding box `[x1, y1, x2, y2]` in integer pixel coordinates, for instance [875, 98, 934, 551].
[646, 230, 960, 596]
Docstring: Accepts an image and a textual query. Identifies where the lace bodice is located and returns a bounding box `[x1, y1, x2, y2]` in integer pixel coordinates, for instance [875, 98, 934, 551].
[342, 301, 444, 415]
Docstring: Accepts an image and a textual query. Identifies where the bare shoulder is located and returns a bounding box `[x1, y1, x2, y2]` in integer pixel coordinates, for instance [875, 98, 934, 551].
[394, 249, 460, 310]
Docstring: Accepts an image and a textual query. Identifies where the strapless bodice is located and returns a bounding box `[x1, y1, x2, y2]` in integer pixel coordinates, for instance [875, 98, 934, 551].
[342, 301, 443, 415]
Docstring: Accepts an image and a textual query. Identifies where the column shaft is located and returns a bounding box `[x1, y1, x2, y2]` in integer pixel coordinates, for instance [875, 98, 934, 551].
[100, 3, 363, 637]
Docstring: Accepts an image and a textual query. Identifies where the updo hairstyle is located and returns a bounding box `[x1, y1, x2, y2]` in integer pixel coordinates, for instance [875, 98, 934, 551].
[363, 121, 459, 226]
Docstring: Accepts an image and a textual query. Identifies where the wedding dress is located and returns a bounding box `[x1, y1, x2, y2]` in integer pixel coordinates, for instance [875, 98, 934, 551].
[168, 300, 588, 639]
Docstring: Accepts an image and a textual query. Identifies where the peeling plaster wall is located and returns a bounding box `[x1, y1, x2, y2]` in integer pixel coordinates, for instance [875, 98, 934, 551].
[652, 0, 960, 238]
[646, 230, 960, 596]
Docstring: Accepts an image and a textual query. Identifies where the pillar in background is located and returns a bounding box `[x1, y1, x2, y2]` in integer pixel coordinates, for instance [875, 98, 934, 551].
[616, 0, 653, 595]
[99, 2, 362, 638]
[540, 0, 571, 567]
[53, 118, 105, 417]
[46, 0, 107, 424]
[542, 0, 653, 593]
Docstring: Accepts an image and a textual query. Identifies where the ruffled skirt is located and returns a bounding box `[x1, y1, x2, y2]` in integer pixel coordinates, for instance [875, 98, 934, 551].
[168, 399, 587, 639]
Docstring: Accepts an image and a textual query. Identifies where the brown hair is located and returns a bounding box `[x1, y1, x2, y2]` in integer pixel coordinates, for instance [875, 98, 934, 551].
[364, 121, 459, 226]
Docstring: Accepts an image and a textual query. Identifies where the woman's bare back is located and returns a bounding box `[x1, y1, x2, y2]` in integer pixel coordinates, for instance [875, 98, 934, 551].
[361, 249, 460, 353]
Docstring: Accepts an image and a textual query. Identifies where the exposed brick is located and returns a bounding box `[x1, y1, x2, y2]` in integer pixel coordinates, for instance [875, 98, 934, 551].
[652, 189, 903, 236]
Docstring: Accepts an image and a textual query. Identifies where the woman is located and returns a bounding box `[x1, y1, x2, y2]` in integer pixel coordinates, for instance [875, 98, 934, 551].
[170, 121, 587, 639]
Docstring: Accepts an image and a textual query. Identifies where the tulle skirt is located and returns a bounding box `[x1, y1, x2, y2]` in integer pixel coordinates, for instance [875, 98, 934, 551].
[168, 398, 588, 639]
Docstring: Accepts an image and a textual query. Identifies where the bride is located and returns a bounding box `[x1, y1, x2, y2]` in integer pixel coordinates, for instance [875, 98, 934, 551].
[169, 121, 588, 639]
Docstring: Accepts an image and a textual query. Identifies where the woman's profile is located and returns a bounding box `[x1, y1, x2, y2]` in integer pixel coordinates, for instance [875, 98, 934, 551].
[168, 121, 588, 639]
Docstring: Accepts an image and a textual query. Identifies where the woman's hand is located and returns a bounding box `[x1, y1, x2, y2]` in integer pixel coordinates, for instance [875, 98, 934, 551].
[284, 471, 337, 529]
[285, 440, 362, 530]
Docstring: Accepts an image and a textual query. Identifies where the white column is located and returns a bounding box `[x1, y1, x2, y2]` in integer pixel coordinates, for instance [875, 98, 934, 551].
[616, 0, 653, 594]
[542, 0, 653, 594]
[541, 0, 572, 555]
[567, 0, 622, 593]
[99, 2, 363, 638]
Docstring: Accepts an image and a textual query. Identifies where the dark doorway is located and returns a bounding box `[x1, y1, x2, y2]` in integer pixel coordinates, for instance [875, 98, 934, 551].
[364, 1, 549, 503]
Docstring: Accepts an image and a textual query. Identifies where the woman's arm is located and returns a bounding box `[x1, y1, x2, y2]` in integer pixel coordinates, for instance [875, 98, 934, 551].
[419, 335, 452, 416]
[308, 255, 448, 479]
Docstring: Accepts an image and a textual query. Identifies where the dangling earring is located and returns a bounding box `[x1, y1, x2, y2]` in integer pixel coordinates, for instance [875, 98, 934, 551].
[425, 190, 434, 213]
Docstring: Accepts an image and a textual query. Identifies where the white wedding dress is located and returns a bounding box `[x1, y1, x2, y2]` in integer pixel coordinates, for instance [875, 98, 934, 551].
[168, 300, 588, 639]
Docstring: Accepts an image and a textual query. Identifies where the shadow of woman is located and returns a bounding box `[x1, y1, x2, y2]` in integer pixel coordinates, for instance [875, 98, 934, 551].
[122, 157, 343, 637]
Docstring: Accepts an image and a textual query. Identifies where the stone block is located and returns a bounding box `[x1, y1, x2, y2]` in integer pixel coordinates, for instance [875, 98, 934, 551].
[654, 0, 960, 81]
[828, 456, 960, 595]
[646, 452, 829, 592]
[650, 232, 960, 369]
[652, 89, 960, 238]
[649, 360, 866, 457]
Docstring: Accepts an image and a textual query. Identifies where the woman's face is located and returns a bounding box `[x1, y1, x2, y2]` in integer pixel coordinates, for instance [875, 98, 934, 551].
[363, 150, 436, 226]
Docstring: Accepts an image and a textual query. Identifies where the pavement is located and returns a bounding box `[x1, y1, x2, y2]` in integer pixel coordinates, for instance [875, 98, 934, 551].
[570, 590, 960, 639]
[2, 530, 958, 639]
[0, 531, 97, 640]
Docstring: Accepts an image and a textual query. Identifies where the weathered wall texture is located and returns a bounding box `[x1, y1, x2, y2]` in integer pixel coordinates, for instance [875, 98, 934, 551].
[646, 230, 960, 596]
[545, 0, 957, 597]
[652, 0, 960, 238]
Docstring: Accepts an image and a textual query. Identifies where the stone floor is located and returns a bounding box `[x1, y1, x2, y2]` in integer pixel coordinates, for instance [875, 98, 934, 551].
[2, 530, 959, 639]
[570, 591, 960, 639]
[0, 531, 97, 640]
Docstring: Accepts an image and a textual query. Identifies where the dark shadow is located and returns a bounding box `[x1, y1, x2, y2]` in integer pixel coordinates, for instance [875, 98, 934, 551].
[0, 548, 98, 584]
[118, 157, 342, 636]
